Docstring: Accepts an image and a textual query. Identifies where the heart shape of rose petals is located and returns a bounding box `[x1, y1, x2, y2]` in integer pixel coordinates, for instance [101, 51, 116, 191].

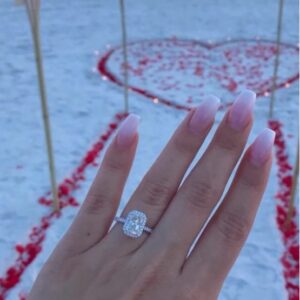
[98, 38, 299, 110]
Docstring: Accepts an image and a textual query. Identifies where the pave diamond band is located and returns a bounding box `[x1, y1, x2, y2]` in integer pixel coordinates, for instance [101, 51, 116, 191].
[114, 210, 152, 238]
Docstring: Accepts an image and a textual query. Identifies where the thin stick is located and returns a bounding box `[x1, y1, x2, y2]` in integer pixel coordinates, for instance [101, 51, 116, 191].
[269, 0, 284, 118]
[285, 141, 299, 227]
[119, 0, 129, 113]
[25, 0, 59, 211]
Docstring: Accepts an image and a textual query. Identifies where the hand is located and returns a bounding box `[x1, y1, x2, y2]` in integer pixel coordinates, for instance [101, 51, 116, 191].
[28, 90, 275, 300]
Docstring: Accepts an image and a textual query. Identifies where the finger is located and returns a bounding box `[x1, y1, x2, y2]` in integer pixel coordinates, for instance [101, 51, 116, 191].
[56, 114, 139, 256]
[182, 129, 275, 293]
[105, 96, 220, 253]
[146, 90, 256, 264]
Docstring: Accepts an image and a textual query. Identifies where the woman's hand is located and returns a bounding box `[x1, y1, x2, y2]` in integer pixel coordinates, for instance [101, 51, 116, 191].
[28, 90, 275, 300]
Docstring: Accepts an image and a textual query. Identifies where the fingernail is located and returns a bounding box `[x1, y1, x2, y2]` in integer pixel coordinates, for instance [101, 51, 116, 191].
[116, 114, 140, 147]
[228, 90, 256, 131]
[189, 95, 220, 134]
[250, 128, 276, 166]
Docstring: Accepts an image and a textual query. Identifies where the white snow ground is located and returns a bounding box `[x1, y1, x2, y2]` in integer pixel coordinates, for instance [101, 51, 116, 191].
[0, 0, 298, 299]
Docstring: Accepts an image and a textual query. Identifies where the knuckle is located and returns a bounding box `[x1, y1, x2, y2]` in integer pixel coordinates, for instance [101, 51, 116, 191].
[177, 285, 198, 300]
[184, 291, 198, 300]
[104, 157, 126, 173]
[187, 181, 217, 210]
[173, 134, 197, 155]
[239, 173, 261, 189]
[84, 191, 108, 215]
[217, 211, 250, 244]
[139, 265, 159, 286]
[127, 259, 161, 294]
[142, 178, 171, 208]
[164, 234, 183, 254]
[215, 131, 241, 153]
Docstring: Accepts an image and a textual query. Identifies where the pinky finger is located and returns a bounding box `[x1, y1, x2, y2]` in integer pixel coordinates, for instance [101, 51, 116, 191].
[56, 114, 139, 257]
[182, 128, 275, 293]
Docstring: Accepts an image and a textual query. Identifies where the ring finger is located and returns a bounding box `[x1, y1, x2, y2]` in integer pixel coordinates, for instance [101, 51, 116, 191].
[102, 95, 220, 255]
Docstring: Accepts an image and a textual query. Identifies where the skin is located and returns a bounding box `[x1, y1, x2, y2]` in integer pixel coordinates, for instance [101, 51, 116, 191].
[28, 94, 273, 300]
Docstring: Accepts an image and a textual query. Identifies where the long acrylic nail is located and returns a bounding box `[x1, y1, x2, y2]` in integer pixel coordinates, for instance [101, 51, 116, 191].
[228, 90, 256, 131]
[116, 114, 140, 147]
[250, 128, 276, 166]
[189, 95, 220, 134]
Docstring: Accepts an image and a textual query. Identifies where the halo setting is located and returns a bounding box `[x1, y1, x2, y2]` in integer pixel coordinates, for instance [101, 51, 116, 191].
[115, 210, 152, 238]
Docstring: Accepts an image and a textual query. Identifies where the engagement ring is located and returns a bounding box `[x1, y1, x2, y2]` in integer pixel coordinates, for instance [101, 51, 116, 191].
[114, 210, 152, 238]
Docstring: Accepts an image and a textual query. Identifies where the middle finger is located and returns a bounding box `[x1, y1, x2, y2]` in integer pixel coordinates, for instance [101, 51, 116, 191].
[144, 90, 256, 265]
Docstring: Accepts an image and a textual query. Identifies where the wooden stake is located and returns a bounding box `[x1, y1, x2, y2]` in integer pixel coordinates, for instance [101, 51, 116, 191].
[269, 0, 284, 118]
[285, 141, 299, 227]
[119, 0, 129, 113]
[25, 0, 59, 211]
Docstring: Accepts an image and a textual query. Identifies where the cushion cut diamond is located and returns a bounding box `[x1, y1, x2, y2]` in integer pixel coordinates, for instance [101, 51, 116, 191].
[123, 210, 147, 238]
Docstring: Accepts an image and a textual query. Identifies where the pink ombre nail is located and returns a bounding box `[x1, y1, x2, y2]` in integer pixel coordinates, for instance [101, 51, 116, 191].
[228, 90, 256, 131]
[250, 129, 276, 166]
[117, 114, 140, 147]
[189, 95, 220, 134]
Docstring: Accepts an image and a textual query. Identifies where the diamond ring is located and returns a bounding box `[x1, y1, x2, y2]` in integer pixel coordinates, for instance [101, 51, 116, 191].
[114, 210, 152, 238]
